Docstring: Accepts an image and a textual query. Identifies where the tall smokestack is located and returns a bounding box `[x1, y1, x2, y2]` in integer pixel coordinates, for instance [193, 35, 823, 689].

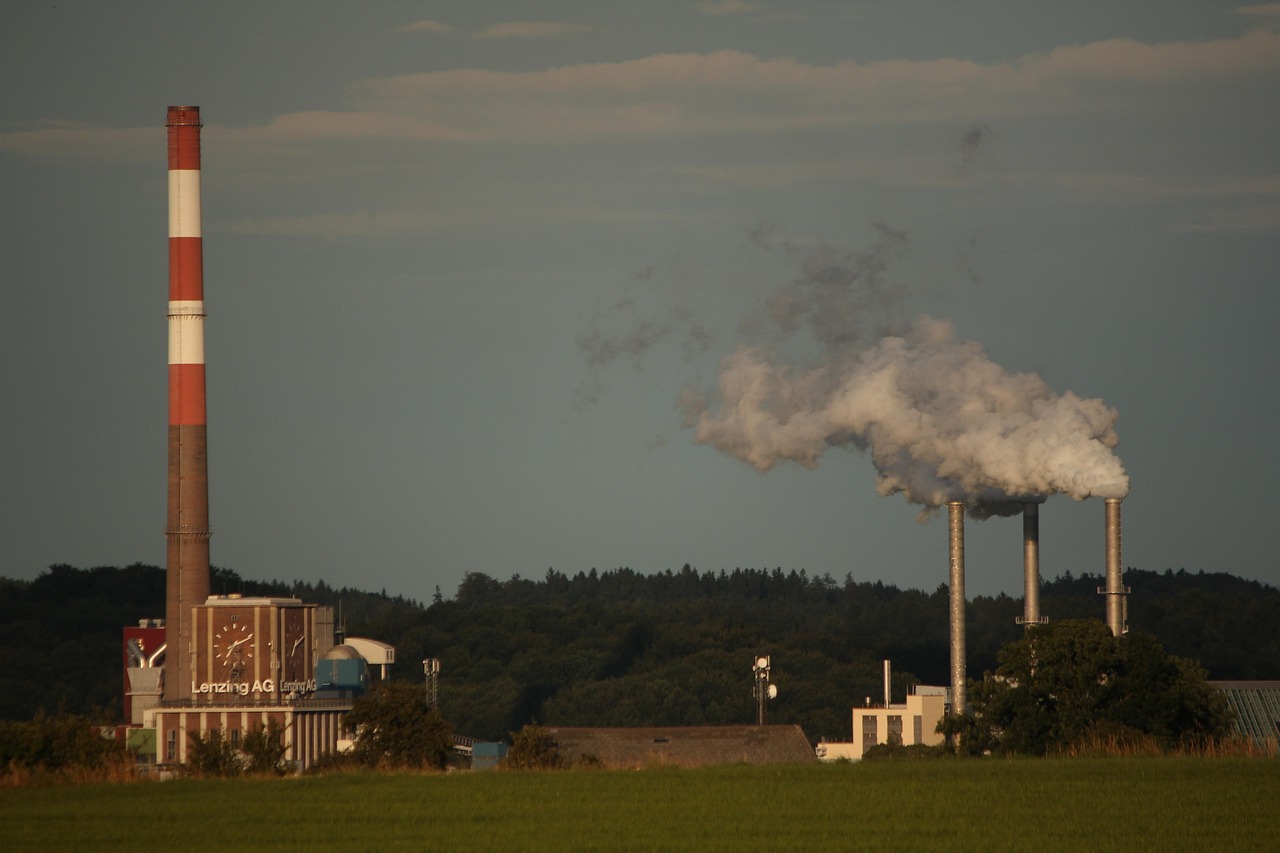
[1019, 501, 1045, 627]
[947, 501, 966, 714]
[1103, 497, 1125, 636]
[164, 105, 210, 702]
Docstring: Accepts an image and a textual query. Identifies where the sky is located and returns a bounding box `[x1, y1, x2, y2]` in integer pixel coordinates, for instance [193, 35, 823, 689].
[3, 1, 1279, 606]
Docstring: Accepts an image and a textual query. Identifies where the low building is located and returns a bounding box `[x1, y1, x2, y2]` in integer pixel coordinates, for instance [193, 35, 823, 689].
[816, 685, 949, 761]
[1211, 681, 1280, 748]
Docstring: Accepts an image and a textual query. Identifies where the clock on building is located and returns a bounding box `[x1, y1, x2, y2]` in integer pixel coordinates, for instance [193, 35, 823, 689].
[213, 621, 254, 681]
[283, 610, 306, 682]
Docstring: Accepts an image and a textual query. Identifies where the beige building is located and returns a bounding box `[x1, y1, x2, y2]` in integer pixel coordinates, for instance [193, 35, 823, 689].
[816, 685, 949, 761]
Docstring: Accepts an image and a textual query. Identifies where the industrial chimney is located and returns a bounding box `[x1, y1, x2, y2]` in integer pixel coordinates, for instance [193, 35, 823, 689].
[1101, 497, 1127, 636]
[947, 501, 966, 714]
[1018, 501, 1046, 627]
[164, 105, 211, 702]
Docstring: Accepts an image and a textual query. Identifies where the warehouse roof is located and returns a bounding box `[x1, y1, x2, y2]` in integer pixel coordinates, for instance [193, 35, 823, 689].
[544, 725, 815, 769]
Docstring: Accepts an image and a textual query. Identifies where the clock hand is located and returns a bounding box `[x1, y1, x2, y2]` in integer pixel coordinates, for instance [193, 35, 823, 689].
[223, 636, 250, 661]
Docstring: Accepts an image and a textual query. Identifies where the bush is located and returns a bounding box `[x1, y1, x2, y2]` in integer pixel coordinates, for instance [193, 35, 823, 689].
[862, 740, 950, 761]
[242, 722, 289, 775]
[0, 711, 131, 784]
[504, 723, 563, 770]
[185, 729, 242, 778]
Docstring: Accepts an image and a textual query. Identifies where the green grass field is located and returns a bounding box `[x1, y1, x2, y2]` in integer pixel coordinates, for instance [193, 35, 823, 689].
[2, 758, 1276, 851]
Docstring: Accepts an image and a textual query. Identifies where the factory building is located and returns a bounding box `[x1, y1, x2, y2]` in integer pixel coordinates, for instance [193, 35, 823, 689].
[815, 662, 948, 761]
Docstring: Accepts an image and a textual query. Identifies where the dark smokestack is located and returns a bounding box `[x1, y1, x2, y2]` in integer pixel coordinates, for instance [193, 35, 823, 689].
[947, 501, 966, 713]
[164, 105, 210, 702]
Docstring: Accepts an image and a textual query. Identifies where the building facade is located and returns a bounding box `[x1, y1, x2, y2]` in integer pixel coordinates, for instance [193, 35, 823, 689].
[816, 686, 949, 761]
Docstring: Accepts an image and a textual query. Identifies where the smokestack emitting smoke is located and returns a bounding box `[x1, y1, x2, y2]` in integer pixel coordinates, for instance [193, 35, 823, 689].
[1104, 497, 1125, 636]
[1020, 501, 1044, 626]
[947, 501, 966, 713]
[673, 235, 1132, 708]
[164, 105, 210, 702]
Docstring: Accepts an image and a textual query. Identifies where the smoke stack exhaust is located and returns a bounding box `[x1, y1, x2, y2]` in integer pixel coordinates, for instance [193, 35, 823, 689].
[883, 659, 891, 708]
[1102, 497, 1126, 636]
[1019, 502, 1046, 627]
[947, 501, 966, 713]
[164, 105, 211, 702]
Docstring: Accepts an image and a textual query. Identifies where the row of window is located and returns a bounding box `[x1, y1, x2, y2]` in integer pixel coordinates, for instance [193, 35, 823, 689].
[860, 715, 923, 748]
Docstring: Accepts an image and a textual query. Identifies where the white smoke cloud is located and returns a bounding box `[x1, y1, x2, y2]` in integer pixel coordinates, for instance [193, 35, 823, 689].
[681, 236, 1130, 518]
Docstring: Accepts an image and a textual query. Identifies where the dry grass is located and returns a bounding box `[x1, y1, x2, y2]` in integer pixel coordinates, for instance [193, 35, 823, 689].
[0, 755, 145, 789]
[1060, 734, 1278, 758]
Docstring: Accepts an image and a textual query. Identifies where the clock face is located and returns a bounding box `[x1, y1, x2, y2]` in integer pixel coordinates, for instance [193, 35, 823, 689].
[284, 612, 306, 680]
[213, 622, 254, 681]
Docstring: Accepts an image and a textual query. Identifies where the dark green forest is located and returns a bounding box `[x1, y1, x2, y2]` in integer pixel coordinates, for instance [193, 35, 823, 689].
[1, 563, 1276, 743]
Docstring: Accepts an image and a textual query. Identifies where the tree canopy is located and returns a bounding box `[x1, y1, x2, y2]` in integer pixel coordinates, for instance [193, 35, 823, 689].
[968, 620, 1234, 755]
[343, 681, 453, 769]
[2, 563, 1275, 748]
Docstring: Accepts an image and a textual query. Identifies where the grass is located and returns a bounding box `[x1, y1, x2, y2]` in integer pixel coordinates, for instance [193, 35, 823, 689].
[2, 758, 1276, 851]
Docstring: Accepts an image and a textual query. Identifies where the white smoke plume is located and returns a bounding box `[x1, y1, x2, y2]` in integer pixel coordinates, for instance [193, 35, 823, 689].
[681, 232, 1129, 518]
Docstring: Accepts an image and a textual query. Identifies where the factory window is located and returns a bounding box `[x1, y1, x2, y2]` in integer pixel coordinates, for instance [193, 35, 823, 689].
[914, 715, 923, 744]
[887, 715, 903, 745]
[230, 729, 240, 748]
[166, 729, 177, 761]
[861, 715, 878, 750]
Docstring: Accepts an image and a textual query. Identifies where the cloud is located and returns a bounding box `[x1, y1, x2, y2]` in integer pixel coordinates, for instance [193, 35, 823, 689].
[5, 30, 1277, 160]
[0, 121, 154, 163]
[1234, 4, 1280, 16]
[1031, 29, 1280, 82]
[337, 30, 1280, 143]
[393, 19, 454, 35]
[473, 21, 593, 39]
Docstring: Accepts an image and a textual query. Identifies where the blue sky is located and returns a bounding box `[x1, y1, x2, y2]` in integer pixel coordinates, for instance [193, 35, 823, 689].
[3, 1, 1278, 604]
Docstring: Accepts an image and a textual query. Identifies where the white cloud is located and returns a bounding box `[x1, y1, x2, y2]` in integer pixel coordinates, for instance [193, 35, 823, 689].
[472, 21, 593, 39]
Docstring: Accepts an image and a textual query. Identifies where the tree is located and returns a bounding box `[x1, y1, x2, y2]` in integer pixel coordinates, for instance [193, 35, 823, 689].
[0, 710, 130, 776]
[185, 729, 242, 777]
[504, 723, 563, 770]
[242, 722, 288, 775]
[343, 681, 454, 769]
[971, 620, 1234, 755]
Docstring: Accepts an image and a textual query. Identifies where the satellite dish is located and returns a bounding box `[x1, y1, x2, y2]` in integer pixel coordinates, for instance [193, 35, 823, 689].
[756, 656, 769, 669]
[768, 684, 778, 699]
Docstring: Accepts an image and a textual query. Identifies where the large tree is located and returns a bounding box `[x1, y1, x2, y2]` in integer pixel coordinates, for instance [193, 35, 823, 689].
[343, 681, 454, 769]
[969, 619, 1233, 755]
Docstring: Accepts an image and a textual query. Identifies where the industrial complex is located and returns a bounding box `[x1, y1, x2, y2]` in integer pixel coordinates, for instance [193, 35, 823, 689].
[114, 106, 1269, 773]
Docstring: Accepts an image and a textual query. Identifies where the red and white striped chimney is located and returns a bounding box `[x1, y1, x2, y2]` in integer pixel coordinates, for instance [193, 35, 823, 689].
[164, 105, 211, 702]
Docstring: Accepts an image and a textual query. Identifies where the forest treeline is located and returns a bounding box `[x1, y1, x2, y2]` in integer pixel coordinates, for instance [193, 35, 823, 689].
[1, 563, 1276, 743]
